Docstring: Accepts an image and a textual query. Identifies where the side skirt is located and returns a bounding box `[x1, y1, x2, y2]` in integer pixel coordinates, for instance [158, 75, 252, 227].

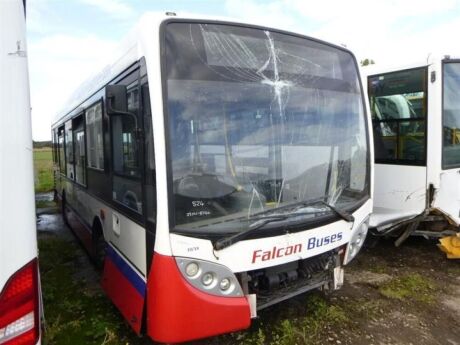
[101, 245, 146, 334]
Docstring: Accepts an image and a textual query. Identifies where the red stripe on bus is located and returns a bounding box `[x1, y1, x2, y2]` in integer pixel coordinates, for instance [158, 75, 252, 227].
[101, 256, 144, 334]
[146, 253, 250, 343]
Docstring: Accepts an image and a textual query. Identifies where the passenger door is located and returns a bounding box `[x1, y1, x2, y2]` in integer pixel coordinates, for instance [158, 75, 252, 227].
[368, 67, 428, 229]
[107, 69, 147, 276]
[432, 61, 460, 225]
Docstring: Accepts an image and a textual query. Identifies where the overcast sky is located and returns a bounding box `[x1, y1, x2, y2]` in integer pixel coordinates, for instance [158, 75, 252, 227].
[28, 0, 460, 140]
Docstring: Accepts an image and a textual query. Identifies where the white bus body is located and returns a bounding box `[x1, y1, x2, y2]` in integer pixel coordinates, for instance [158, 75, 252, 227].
[0, 1, 41, 344]
[52, 13, 373, 342]
[366, 55, 460, 240]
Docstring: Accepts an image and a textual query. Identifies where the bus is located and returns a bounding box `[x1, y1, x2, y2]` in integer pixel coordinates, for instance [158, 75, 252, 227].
[0, 1, 42, 344]
[366, 55, 460, 245]
[52, 13, 372, 343]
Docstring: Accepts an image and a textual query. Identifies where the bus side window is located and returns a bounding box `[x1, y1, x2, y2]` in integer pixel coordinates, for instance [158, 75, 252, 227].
[65, 120, 74, 179]
[86, 102, 104, 170]
[58, 127, 65, 174]
[73, 115, 86, 185]
[443, 63, 460, 168]
[368, 68, 427, 165]
[52, 129, 57, 164]
[112, 85, 143, 214]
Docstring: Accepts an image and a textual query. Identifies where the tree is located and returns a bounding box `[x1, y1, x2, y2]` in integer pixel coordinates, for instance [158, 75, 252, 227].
[33, 140, 52, 149]
[360, 58, 375, 67]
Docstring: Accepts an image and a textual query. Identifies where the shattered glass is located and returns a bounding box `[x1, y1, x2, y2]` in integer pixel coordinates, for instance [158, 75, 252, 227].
[165, 23, 369, 231]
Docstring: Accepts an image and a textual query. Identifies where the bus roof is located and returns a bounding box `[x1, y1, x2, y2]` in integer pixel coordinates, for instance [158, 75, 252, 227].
[362, 53, 460, 77]
[52, 11, 355, 127]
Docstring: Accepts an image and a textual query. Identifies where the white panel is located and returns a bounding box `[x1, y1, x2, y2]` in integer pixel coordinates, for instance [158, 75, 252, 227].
[107, 209, 147, 275]
[0, 0, 37, 291]
[432, 170, 460, 225]
[426, 61, 443, 188]
[370, 164, 426, 228]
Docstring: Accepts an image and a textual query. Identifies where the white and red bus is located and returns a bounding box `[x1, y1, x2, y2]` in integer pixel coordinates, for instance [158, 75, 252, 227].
[0, 1, 41, 344]
[52, 13, 373, 343]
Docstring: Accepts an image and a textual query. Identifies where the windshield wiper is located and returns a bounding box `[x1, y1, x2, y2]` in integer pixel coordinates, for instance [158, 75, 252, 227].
[249, 198, 354, 221]
[213, 215, 288, 251]
[213, 200, 354, 251]
[319, 201, 354, 223]
[248, 197, 325, 218]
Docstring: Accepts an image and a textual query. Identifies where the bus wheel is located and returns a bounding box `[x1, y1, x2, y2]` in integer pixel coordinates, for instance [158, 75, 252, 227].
[61, 192, 69, 226]
[92, 223, 106, 271]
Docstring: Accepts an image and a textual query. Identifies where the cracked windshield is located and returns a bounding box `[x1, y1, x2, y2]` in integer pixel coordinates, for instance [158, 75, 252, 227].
[165, 23, 369, 232]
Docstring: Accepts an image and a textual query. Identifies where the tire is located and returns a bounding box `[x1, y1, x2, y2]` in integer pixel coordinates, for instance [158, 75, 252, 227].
[92, 224, 107, 271]
[364, 233, 380, 248]
[61, 193, 69, 226]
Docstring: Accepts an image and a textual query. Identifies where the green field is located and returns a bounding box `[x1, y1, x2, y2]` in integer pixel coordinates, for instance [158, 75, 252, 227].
[34, 148, 54, 193]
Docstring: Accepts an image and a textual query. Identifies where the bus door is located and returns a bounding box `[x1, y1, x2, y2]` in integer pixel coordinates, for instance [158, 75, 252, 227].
[432, 61, 460, 225]
[103, 69, 147, 333]
[368, 67, 428, 230]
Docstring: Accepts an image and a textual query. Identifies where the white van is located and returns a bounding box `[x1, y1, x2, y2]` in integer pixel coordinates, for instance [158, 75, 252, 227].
[0, 1, 41, 344]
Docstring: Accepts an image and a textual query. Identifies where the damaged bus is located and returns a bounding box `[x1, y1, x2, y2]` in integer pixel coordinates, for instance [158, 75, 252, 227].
[52, 13, 372, 342]
[366, 55, 460, 248]
[0, 1, 42, 344]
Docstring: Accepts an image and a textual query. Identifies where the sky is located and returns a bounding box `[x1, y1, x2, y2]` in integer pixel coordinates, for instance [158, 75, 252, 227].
[27, 0, 460, 141]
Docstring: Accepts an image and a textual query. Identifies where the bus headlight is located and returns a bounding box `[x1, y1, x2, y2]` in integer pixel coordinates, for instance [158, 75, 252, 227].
[219, 278, 231, 291]
[185, 262, 200, 277]
[176, 257, 243, 297]
[201, 272, 215, 287]
[343, 218, 369, 265]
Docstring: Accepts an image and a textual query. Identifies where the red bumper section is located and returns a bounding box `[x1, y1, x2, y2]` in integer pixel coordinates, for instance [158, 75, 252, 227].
[146, 253, 251, 343]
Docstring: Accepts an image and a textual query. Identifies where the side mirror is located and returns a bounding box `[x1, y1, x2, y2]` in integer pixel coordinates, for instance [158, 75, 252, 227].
[105, 85, 127, 114]
[105, 84, 142, 139]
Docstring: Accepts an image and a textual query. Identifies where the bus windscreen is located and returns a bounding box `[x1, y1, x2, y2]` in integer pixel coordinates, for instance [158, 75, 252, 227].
[164, 22, 369, 233]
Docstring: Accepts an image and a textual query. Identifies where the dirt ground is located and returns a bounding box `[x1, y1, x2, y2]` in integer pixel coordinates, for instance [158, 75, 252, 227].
[37, 196, 460, 345]
[333, 238, 460, 345]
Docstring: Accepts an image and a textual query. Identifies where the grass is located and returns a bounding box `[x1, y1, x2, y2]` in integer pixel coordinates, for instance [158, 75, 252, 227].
[34, 148, 54, 193]
[367, 263, 389, 275]
[379, 273, 436, 303]
[39, 236, 149, 345]
[36, 200, 56, 209]
[225, 293, 350, 345]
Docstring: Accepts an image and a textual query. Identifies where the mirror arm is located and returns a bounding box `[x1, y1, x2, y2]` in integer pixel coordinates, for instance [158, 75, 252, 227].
[107, 95, 142, 137]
